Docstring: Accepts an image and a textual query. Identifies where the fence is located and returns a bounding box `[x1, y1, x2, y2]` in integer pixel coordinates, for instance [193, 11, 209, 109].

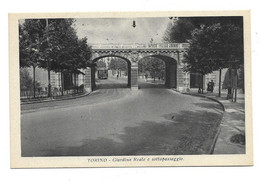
[20, 84, 85, 100]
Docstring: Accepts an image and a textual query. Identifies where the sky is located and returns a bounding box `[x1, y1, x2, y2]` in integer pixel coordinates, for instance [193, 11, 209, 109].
[74, 17, 172, 44]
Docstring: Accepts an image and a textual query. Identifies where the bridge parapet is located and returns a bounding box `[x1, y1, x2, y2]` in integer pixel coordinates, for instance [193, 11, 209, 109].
[91, 43, 189, 50]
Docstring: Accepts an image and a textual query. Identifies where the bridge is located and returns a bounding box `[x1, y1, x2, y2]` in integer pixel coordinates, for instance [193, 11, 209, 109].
[84, 43, 190, 91]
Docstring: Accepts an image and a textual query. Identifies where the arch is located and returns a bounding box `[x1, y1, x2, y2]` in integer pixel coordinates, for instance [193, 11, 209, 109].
[138, 54, 178, 89]
[92, 55, 132, 89]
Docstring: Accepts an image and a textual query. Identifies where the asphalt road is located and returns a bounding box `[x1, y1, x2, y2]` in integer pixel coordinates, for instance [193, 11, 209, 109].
[21, 76, 223, 156]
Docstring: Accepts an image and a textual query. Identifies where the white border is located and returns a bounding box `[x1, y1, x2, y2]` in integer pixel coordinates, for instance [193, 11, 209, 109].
[2, 0, 260, 181]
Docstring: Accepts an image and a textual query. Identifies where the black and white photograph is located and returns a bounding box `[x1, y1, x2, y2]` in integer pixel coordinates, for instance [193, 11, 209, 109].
[9, 11, 252, 167]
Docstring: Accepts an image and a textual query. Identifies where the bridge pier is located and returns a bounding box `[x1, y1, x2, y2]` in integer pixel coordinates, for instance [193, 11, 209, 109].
[165, 61, 177, 88]
[130, 62, 138, 90]
[176, 67, 188, 92]
[84, 67, 92, 92]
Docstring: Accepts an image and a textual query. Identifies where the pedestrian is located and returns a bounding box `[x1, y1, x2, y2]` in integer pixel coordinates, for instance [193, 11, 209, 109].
[207, 81, 211, 93]
[210, 80, 215, 93]
[117, 74, 119, 79]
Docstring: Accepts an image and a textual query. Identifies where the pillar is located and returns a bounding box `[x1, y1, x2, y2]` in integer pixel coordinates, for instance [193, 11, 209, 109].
[176, 51, 188, 92]
[176, 67, 187, 91]
[165, 61, 170, 88]
[84, 67, 92, 92]
[131, 61, 138, 90]
[127, 62, 131, 87]
[169, 62, 177, 88]
[91, 66, 96, 90]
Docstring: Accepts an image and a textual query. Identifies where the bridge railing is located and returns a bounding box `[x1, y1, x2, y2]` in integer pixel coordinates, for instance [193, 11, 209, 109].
[90, 43, 189, 49]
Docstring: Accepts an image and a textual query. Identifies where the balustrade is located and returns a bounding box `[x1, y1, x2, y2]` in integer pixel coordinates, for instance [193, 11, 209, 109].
[91, 43, 189, 50]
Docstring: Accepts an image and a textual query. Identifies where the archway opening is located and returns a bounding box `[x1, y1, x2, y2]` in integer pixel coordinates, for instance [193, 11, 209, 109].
[138, 56, 166, 89]
[92, 56, 131, 89]
[138, 55, 177, 89]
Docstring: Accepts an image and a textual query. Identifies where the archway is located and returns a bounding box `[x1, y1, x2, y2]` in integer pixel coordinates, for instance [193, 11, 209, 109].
[138, 56, 166, 88]
[138, 55, 177, 89]
[92, 55, 131, 89]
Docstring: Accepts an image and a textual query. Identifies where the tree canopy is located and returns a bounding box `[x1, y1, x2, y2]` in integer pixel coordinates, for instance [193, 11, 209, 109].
[183, 23, 244, 75]
[163, 17, 244, 75]
[139, 57, 165, 79]
[163, 18, 195, 43]
[163, 16, 243, 43]
[96, 60, 107, 68]
[109, 58, 127, 71]
[19, 18, 92, 73]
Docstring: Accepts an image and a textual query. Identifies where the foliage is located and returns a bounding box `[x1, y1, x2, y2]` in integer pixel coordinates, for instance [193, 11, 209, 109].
[163, 18, 195, 43]
[109, 58, 127, 71]
[164, 17, 243, 43]
[183, 23, 244, 75]
[20, 68, 40, 90]
[19, 19, 92, 73]
[237, 65, 244, 89]
[139, 57, 165, 79]
[19, 20, 44, 68]
[96, 60, 107, 68]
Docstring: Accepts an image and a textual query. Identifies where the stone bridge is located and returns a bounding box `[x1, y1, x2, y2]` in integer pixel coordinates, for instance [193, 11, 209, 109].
[84, 43, 190, 91]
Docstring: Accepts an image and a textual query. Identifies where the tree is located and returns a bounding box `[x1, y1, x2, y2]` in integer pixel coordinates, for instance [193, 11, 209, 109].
[164, 17, 244, 97]
[183, 23, 243, 95]
[96, 60, 107, 68]
[78, 37, 92, 68]
[163, 18, 195, 43]
[20, 68, 41, 98]
[19, 20, 45, 98]
[109, 58, 127, 76]
[237, 65, 244, 93]
[138, 57, 165, 81]
[20, 19, 92, 96]
[164, 17, 243, 44]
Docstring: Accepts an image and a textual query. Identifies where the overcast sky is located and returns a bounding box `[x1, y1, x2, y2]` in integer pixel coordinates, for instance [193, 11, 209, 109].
[74, 17, 171, 44]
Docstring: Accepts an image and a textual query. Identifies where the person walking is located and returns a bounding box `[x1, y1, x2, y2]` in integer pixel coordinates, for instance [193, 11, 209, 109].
[210, 80, 215, 93]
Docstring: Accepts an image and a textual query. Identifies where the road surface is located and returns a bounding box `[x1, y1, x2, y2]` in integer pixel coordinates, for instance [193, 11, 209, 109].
[21, 76, 223, 156]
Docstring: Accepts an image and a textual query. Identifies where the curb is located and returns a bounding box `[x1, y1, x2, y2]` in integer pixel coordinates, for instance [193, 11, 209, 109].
[20, 92, 90, 105]
[181, 92, 225, 112]
[176, 91, 226, 154]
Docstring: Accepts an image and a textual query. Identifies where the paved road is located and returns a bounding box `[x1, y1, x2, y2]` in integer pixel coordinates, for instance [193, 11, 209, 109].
[21, 76, 223, 156]
[21, 76, 130, 112]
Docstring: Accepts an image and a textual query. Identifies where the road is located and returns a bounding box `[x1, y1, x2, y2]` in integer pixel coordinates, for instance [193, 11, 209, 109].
[21, 76, 223, 156]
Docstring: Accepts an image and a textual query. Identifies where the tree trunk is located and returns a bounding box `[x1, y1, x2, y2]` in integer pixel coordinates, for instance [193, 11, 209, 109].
[47, 61, 51, 97]
[61, 71, 64, 96]
[201, 73, 204, 94]
[231, 68, 234, 102]
[218, 69, 222, 97]
[234, 67, 238, 102]
[33, 66, 36, 98]
[74, 73, 77, 93]
[227, 67, 232, 99]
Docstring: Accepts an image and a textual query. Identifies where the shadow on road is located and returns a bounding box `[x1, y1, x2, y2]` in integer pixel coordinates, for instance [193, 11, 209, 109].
[192, 98, 224, 114]
[138, 82, 166, 89]
[29, 110, 223, 157]
[96, 83, 129, 89]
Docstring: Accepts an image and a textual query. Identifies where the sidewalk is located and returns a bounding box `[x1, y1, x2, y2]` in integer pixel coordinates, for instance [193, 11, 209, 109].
[182, 89, 245, 154]
[20, 91, 89, 105]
